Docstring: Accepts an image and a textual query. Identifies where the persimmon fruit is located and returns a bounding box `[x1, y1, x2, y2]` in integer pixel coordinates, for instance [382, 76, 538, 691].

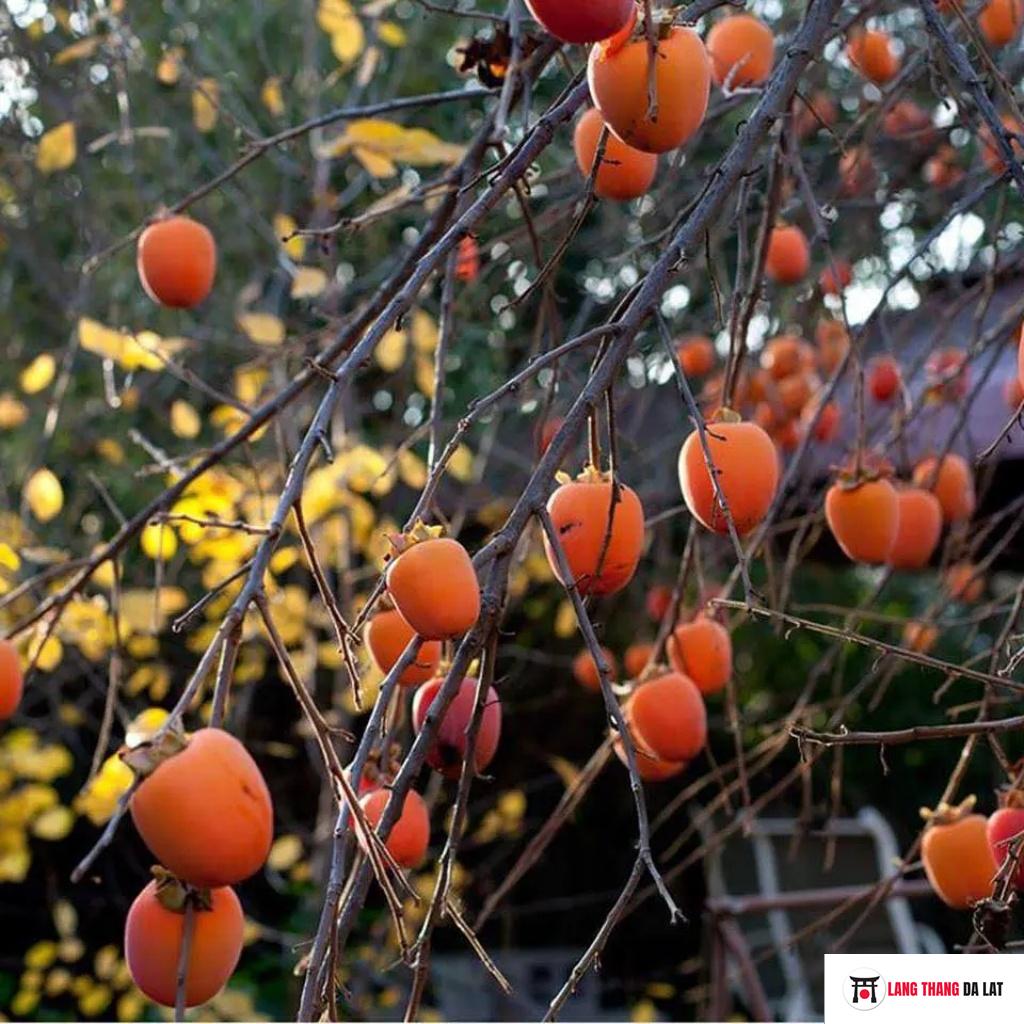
[921, 799, 996, 909]
[0, 639, 24, 720]
[847, 29, 899, 85]
[765, 225, 810, 285]
[573, 108, 658, 201]
[912, 454, 975, 523]
[572, 645, 617, 692]
[903, 621, 938, 654]
[624, 643, 653, 679]
[128, 727, 273, 888]
[626, 670, 707, 763]
[365, 608, 442, 687]
[706, 14, 774, 88]
[945, 562, 984, 603]
[137, 215, 217, 309]
[455, 236, 480, 283]
[543, 468, 644, 597]
[887, 487, 943, 570]
[677, 335, 716, 377]
[979, 0, 1023, 47]
[819, 260, 852, 296]
[802, 399, 840, 443]
[868, 355, 901, 402]
[645, 584, 673, 623]
[987, 802, 1024, 890]
[525, 0, 634, 45]
[412, 676, 501, 779]
[761, 335, 813, 380]
[667, 617, 731, 696]
[385, 532, 481, 640]
[825, 477, 899, 564]
[588, 26, 711, 153]
[679, 415, 779, 535]
[612, 731, 687, 782]
[125, 879, 244, 1008]
[358, 787, 430, 869]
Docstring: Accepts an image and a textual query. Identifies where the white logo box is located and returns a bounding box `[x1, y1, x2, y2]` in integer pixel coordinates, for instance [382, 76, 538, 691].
[825, 953, 1017, 1022]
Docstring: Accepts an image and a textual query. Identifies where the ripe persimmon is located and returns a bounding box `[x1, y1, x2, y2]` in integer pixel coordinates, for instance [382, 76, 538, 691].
[1004, 375, 1023, 410]
[925, 347, 969, 401]
[887, 487, 943, 570]
[588, 26, 711, 153]
[573, 108, 658, 201]
[815, 320, 850, 375]
[385, 528, 481, 640]
[358, 787, 430, 869]
[868, 355, 901, 402]
[626, 669, 706, 762]
[794, 91, 837, 139]
[979, 0, 1023, 47]
[979, 115, 1024, 174]
[624, 643, 653, 679]
[125, 878, 244, 1008]
[412, 676, 501, 779]
[365, 608, 442, 687]
[923, 145, 964, 190]
[525, 0, 634, 44]
[455, 236, 480, 283]
[667, 617, 731, 696]
[802, 399, 840, 443]
[765, 225, 810, 285]
[679, 414, 779, 535]
[128, 728, 273, 888]
[903, 621, 938, 654]
[819, 260, 852, 296]
[612, 731, 686, 782]
[847, 29, 899, 85]
[677, 335, 716, 377]
[825, 476, 899, 564]
[543, 467, 644, 597]
[538, 415, 565, 456]
[0, 638, 24, 720]
[645, 584, 673, 622]
[945, 561, 984, 603]
[777, 372, 819, 417]
[921, 798, 997, 908]
[761, 335, 813, 380]
[881, 100, 936, 145]
[912, 454, 976, 523]
[987, 799, 1024, 890]
[706, 14, 774, 88]
[137, 215, 217, 309]
[572, 645, 617, 691]
[839, 146, 877, 197]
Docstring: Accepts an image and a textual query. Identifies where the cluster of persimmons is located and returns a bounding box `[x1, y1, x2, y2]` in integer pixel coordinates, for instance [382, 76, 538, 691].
[11, 0, 1024, 1012]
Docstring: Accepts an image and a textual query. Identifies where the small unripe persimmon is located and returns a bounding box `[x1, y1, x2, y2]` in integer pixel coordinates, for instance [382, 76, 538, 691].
[137, 215, 217, 309]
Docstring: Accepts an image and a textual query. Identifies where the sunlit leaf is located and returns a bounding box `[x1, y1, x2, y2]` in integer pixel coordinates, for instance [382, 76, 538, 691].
[319, 119, 465, 167]
[31, 806, 74, 840]
[20, 354, 56, 394]
[170, 399, 201, 439]
[378, 21, 407, 47]
[260, 76, 285, 117]
[290, 266, 328, 299]
[156, 47, 183, 85]
[353, 146, 397, 178]
[140, 524, 178, 561]
[54, 36, 102, 65]
[78, 318, 185, 372]
[267, 833, 303, 871]
[411, 309, 439, 354]
[24, 468, 63, 522]
[448, 443, 474, 482]
[36, 122, 76, 174]
[376, 327, 407, 371]
[273, 212, 306, 261]
[398, 449, 427, 489]
[192, 78, 219, 133]
[238, 312, 286, 347]
[0, 393, 29, 429]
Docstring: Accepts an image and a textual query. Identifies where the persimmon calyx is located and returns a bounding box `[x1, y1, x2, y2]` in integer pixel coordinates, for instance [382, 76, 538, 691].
[152, 867, 214, 913]
[920, 794, 977, 826]
[998, 785, 1024, 810]
[708, 406, 742, 425]
[386, 520, 445, 558]
[120, 722, 189, 780]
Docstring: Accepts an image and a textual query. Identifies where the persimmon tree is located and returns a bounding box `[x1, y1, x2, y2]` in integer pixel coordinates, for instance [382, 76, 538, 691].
[4, 0, 1024, 1020]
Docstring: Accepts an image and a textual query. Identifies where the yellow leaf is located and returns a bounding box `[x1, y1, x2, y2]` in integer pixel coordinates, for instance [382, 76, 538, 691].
[170, 399, 201, 439]
[414, 353, 435, 397]
[376, 327, 407, 372]
[448, 444, 473, 482]
[32, 806, 74, 840]
[398, 449, 428, 489]
[140, 523, 178, 561]
[411, 309, 438, 354]
[20, 354, 56, 394]
[192, 78, 219, 133]
[31, 634, 63, 672]
[53, 899, 77, 938]
[547, 755, 581, 791]
[0, 543, 20, 571]
[317, 0, 354, 32]
[631, 999, 658, 1023]
[273, 212, 306, 261]
[353, 146, 397, 178]
[291, 265, 328, 298]
[36, 122, 76, 174]
[25, 468, 63, 522]
[267, 833, 303, 871]
[54, 36, 102, 64]
[156, 47, 183, 85]
[377, 21, 407, 47]
[260, 76, 285, 117]
[95, 438, 124, 464]
[319, 118, 465, 167]
[77, 318, 184, 372]
[554, 599, 576, 638]
[24, 942, 58, 970]
[235, 366, 268, 405]
[319, 0, 365, 62]
[0, 393, 28, 429]
[11, 991, 39, 1016]
[238, 312, 286, 347]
